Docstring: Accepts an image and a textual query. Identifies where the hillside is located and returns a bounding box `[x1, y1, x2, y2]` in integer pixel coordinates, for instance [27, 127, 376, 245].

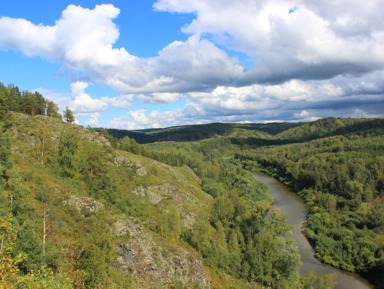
[3, 110, 330, 288]
[2, 112, 218, 288]
[234, 126, 384, 288]
[1, 82, 348, 288]
[102, 122, 296, 143]
[104, 117, 384, 146]
[10, 83, 384, 287]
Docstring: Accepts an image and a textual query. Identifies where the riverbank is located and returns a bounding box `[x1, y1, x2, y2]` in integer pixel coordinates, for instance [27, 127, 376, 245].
[253, 172, 374, 289]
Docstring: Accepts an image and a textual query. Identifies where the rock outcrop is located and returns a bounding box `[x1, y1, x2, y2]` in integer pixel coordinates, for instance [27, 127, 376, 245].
[115, 217, 211, 289]
[65, 195, 104, 214]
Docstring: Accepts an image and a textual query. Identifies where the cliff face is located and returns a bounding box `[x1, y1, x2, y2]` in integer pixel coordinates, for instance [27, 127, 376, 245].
[115, 217, 211, 288]
[63, 196, 211, 288]
[6, 112, 214, 288]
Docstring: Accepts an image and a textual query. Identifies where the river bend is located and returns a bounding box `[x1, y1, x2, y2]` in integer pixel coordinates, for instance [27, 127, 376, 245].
[254, 172, 374, 289]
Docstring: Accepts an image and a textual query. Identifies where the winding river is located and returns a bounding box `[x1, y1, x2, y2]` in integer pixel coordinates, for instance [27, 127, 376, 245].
[254, 172, 374, 289]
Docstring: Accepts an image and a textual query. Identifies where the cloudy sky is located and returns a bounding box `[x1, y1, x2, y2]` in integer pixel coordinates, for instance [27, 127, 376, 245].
[1, 0, 383, 129]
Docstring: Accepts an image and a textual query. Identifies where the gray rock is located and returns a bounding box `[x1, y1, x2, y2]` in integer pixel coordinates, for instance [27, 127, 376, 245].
[115, 217, 211, 288]
[64, 195, 104, 214]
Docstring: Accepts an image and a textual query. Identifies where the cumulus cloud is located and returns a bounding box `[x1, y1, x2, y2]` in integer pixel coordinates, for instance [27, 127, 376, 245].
[1, 1, 384, 129]
[70, 81, 108, 113]
[107, 109, 187, 130]
[0, 4, 242, 97]
[84, 112, 101, 127]
[101, 95, 132, 109]
[155, 0, 384, 85]
[2, 2, 383, 90]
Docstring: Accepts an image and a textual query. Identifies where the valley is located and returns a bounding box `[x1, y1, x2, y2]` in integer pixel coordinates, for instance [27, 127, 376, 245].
[1, 83, 384, 288]
[255, 172, 373, 289]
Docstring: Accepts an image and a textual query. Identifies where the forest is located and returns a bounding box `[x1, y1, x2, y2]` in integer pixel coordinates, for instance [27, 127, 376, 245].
[1, 82, 383, 288]
[234, 126, 384, 286]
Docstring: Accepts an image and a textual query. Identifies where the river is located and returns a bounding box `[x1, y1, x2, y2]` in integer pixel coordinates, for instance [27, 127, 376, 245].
[253, 172, 374, 289]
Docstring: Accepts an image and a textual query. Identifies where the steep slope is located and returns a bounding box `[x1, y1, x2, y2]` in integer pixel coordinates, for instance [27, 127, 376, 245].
[3, 112, 219, 288]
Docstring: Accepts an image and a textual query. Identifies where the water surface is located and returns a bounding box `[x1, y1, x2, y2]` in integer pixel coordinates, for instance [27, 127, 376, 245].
[254, 172, 374, 289]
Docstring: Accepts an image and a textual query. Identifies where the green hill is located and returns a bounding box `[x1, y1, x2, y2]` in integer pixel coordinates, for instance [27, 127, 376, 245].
[2, 112, 218, 288]
[104, 117, 384, 148]
[3, 81, 368, 288]
[0, 109, 319, 288]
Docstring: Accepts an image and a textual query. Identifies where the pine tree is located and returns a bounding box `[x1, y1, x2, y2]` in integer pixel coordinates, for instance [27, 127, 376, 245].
[33, 92, 47, 115]
[0, 123, 12, 186]
[57, 129, 79, 178]
[46, 101, 61, 119]
[63, 106, 75, 123]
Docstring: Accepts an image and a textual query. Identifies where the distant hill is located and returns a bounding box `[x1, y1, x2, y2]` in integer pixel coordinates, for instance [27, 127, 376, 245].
[274, 117, 384, 140]
[3, 81, 383, 288]
[103, 117, 384, 145]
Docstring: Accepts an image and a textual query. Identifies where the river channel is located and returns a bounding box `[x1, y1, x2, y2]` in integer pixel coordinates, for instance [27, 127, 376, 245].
[253, 172, 374, 289]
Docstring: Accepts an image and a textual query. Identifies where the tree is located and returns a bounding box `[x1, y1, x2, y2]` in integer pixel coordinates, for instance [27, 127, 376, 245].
[63, 107, 75, 123]
[0, 90, 8, 120]
[46, 101, 61, 119]
[81, 144, 117, 201]
[214, 221, 227, 250]
[36, 186, 56, 255]
[0, 215, 23, 288]
[0, 123, 12, 189]
[33, 92, 47, 115]
[22, 91, 35, 115]
[34, 125, 55, 167]
[228, 230, 241, 255]
[57, 129, 79, 178]
[366, 197, 384, 229]
[191, 219, 212, 254]
[6, 84, 21, 112]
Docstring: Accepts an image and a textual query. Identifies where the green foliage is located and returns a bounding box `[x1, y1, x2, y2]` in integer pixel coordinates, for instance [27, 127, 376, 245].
[156, 201, 181, 240]
[300, 271, 337, 289]
[34, 124, 55, 167]
[46, 101, 61, 120]
[57, 129, 79, 178]
[63, 107, 75, 123]
[235, 132, 384, 279]
[0, 82, 61, 120]
[0, 124, 12, 186]
[0, 215, 22, 288]
[145, 136, 306, 287]
[6, 83, 375, 288]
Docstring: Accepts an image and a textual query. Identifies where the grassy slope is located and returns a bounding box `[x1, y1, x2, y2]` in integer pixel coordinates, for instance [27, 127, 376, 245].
[7, 112, 254, 288]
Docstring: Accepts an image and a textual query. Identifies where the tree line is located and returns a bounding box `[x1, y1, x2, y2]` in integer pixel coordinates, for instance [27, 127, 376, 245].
[145, 138, 337, 288]
[0, 81, 339, 288]
[235, 134, 384, 285]
[0, 82, 76, 123]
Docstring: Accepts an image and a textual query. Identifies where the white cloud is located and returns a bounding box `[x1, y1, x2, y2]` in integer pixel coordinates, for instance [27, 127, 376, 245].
[70, 81, 108, 113]
[2, 2, 383, 91]
[1, 1, 384, 129]
[155, 0, 384, 84]
[101, 95, 132, 109]
[0, 5, 242, 96]
[35, 87, 71, 113]
[84, 112, 101, 127]
[106, 109, 186, 130]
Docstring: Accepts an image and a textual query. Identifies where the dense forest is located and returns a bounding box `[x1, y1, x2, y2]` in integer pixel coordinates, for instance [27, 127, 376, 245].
[2, 81, 384, 288]
[234, 123, 384, 287]
[0, 82, 343, 288]
[107, 113, 384, 287]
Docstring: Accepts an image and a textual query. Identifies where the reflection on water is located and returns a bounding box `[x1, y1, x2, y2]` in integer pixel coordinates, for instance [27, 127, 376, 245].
[254, 173, 374, 289]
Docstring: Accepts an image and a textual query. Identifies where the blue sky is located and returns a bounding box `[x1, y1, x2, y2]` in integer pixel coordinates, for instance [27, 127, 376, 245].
[1, 0, 384, 129]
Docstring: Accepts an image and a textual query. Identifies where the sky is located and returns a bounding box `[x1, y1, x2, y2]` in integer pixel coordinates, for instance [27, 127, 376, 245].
[0, 0, 384, 129]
